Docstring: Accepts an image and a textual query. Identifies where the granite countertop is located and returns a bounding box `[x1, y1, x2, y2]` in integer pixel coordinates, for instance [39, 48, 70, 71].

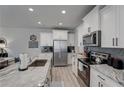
[90, 64, 124, 86]
[0, 54, 52, 87]
[0, 57, 15, 63]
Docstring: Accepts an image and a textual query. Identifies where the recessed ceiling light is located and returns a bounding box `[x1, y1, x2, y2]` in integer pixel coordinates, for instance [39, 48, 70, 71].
[28, 8, 34, 12]
[38, 21, 41, 24]
[59, 22, 63, 26]
[61, 10, 66, 14]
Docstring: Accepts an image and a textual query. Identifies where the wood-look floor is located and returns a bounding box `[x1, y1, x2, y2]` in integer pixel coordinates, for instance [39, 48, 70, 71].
[51, 65, 80, 87]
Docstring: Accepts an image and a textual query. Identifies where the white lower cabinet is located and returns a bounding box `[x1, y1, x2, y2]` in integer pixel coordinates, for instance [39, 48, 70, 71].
[90, 67, 122, 87]
[90, 68, 99, 87]
[44, 68, 51, 87]
[72, 54, 78, 77]
[68, 53, 72, 65]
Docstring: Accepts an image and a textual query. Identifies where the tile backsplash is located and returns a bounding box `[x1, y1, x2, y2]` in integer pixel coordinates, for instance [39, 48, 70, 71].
[41, 46, 53, 53]
[68, 46, 75, 53]
[87, 47, 124, 61]
[41, 46, 75, 53]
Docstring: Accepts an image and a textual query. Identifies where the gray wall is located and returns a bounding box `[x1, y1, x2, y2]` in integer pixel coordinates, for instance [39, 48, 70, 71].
[0, 27, 51, 57]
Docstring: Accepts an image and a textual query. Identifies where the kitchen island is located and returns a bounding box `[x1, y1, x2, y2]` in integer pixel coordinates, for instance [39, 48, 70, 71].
[0, 54, 52, 87]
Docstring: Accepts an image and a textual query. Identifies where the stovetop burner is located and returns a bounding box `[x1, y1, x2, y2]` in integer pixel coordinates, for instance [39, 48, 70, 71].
[78, 51, 111, 65]
[78, 51, 111, 87]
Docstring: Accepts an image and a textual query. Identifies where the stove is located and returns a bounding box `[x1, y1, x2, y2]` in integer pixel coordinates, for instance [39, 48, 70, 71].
[78, 51, 111, 87]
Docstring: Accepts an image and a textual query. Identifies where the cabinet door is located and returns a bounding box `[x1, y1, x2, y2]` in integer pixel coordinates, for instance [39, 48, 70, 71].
[113, 6, 120, 48]
[72, 55, 75, 73]
[53, 30, 68, 40]
[74, 57, 78, 77]
[72, 55, 78, 77]
[40, 32, 47, 46]
[90, 68, 122, 87]
[89, 6, 100, 32]
[104, 76, 122, 87]
[101, 6, 116, 48]
[119, 6, 124, 48]
[60, 31, 68, 40]
[90, 68, 99, 87]
[90, 68, 112, 87]
[83, 6, 100, 33]
[40, 32, 53, 46]
[68, 33, 75, 46]
[47, 32, 53, 46]
[68, 53, 72, 65]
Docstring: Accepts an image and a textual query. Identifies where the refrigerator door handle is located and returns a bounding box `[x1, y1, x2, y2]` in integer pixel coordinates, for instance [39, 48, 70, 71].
[59, 41, 61, 58]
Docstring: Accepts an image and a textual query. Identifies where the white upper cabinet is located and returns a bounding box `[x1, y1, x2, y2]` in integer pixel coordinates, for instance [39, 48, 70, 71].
[100, 6, 116, 48]
[75, 22, 90, 47]
[68, 33, 75, 46]
[75, 6, 100, 47]
[100, 5, 124, 48]
[40, 32, 53, 46]
[53, 30, 68, 40]
[119, 6, 124, 48]
[83, 6, 100, 33]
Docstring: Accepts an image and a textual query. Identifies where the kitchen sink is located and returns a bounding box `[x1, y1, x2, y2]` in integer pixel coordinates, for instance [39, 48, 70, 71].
[29, 59, 47, 67]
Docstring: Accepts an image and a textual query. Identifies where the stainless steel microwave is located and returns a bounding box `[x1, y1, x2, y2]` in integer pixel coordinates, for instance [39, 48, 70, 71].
[83, 31, 101, 46]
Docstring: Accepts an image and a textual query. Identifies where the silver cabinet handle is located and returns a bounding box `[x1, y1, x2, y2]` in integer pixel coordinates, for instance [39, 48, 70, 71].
[116, 38, 118, 46]
[97, 75, 105, 81]
[98, 82, 100, 87]
[101, 84, 103, 87]
[112, 38, 115, 46]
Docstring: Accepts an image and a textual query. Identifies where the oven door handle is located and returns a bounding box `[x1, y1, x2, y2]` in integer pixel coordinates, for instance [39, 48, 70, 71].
[83, 63, 89, 68]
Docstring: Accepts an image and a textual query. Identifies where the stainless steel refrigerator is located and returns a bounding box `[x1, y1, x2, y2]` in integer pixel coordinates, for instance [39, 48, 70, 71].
[53, 40, 67, 66]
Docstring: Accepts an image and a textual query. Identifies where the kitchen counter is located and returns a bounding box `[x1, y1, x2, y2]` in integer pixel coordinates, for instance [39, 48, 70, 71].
[0, 54, 52, 87]
[90, 64, 124, 86]
[0, 57, 14, 63]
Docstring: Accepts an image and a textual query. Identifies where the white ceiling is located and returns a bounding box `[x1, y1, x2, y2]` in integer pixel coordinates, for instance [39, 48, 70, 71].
[0, 5, 95, 30]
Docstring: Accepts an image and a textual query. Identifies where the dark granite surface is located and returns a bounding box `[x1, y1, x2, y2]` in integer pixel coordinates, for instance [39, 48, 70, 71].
[41, 46, 75, 53]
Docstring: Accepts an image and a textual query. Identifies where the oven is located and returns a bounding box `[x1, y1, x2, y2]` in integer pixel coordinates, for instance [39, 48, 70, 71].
[78, 58, 90, 87]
